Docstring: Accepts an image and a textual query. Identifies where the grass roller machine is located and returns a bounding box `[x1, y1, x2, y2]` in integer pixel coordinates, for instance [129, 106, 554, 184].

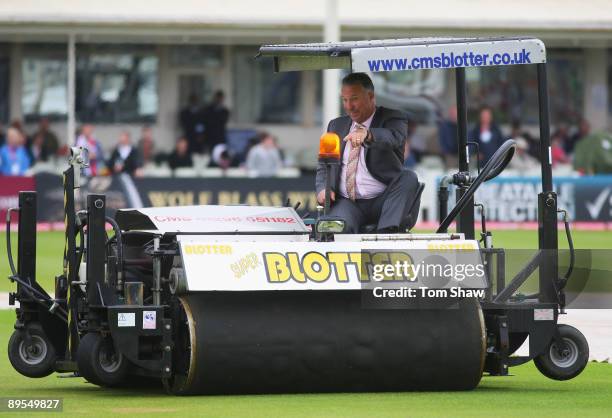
[7, 37, 588, 394]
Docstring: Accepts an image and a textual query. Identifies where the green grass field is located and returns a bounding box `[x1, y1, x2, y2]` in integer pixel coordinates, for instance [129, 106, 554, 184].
[1, 230, 611, 417]
[0, 308, 611, 417]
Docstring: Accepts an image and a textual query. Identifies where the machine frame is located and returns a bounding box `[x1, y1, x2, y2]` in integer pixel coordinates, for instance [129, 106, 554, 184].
[6, 37, 588, 391]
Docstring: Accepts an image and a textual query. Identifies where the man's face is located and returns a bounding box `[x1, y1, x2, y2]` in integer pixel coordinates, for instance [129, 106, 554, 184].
[176, 139, 188, 155]
[7, 129, 21, 147]
[83, 125, 93, 137]
[341, 84, 375, 124]
[480, 109, 492, 126]
[448, 106, 457, 122]
[261, 136, 275, 148]
[580, 120, 590, 135]
[119, 132, 130, 146]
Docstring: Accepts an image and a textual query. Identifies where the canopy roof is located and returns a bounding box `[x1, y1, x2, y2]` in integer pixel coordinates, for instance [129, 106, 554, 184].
[259, 36, 546, 72]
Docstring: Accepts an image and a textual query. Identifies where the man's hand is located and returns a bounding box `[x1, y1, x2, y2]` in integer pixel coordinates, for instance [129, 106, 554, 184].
[344, 124, 369, 148]
[317, 189, 335, 205]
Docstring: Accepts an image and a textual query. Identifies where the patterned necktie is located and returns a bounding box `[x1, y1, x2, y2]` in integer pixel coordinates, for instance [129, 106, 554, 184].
[345, 142, 360, 201]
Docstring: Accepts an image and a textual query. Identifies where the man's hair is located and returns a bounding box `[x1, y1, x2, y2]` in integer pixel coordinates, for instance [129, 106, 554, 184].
[342, 73, 374, 92]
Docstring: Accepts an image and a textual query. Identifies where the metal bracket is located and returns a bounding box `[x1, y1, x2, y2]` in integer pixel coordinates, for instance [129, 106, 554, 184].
[551, 326, 569, 355]
[485, 314, 510, 375]
[68, 147, 88, 189]
[452, 171, 472, 187]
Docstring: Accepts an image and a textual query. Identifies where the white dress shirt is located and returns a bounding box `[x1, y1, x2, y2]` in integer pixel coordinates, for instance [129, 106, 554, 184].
[338, 109, 387, 199]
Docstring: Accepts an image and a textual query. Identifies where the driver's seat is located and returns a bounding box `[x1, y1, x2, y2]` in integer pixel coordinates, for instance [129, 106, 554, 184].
[359, 182, 425, 233]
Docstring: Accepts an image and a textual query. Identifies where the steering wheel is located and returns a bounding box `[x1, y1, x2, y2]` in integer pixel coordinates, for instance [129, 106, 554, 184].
[437, 139, 516, 233]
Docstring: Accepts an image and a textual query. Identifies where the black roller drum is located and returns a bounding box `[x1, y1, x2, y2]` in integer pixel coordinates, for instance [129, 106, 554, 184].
[165, 291, 485, 395]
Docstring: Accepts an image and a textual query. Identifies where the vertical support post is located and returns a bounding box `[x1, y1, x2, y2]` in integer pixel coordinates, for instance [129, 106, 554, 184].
[483, 250, 493, 301]
[324, 163, 332, 215]
[17, 192, 37, 291]
[63, 167, 77, 287]
[62, 166, 78, 359]
[537, 64, 553, 194]
[496, 250, 506, 297]
[9, 43, 23, 121]
[536, 63, 558, 303]
[455, 67, 474, 239]
[86, 194, 106, 305]
[323, 0, 340, 130]
[67, 33, 76, 145]
[438, 187, 449, 226]
[152, 237, 161, 306]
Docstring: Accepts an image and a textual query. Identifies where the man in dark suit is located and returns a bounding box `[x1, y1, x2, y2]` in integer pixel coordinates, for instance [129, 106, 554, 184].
[203, 90, 230, 152]
[316, 73, 419, 233]
[107, 131, 142, 176]
[469, 106, 504, 164]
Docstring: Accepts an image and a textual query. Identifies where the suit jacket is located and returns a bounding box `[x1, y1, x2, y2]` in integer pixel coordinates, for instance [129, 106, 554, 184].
[316, 106, 408, 195]
[469, 123, 504, 163]
[108, 146, 142, 175]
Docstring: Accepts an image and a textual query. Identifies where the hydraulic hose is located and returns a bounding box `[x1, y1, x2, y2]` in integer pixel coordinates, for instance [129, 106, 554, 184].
[558, 209, 575, 288]
[9, 275, 68, 323]
[6, 208, 18, 277]
[521, 209, 575, 300]
[105, 216, 124, 293]
[7, 207, 71, 322]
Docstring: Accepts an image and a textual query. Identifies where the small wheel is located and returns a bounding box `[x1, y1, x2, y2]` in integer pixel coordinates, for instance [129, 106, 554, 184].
[534, 324, 589, 380]
[8, 324, 56, 378]
[77, 333, 128, 387]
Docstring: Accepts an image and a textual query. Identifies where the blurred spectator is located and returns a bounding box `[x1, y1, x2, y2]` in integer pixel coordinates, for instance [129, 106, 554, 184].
[241, 132, 266, 164]
[9, 119, 31, 161]
[0, 127, 31, 176]
[470, 106, 504, 164]
[438, 105, 458, 168]
[403, 138, 416, 169]
[507, 137, 539, 171]
[137, 126, 155, 166]
[551, 124, 571, 154]
[10, 119, 26, 136]
[203, 90, 229, 152]
[404, 116, 422, 169]
[107, 131, 142, 176]
[565, 118, 590, 154]
[30, 118, 59, 162]
[407, 118, 426, 162]
[551, 132, 569, 166]
[574, 132, 612, 175]
[438, 105, 458, 156]
[0, 123, 5, 147]
[210, 143, 239, 170]
[168, 137, 193, 170]
[509, 119, 539, 160]
[180, 93, 205, 154]
[76, 124, 105, 176]
[246, 133, 283, 177]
